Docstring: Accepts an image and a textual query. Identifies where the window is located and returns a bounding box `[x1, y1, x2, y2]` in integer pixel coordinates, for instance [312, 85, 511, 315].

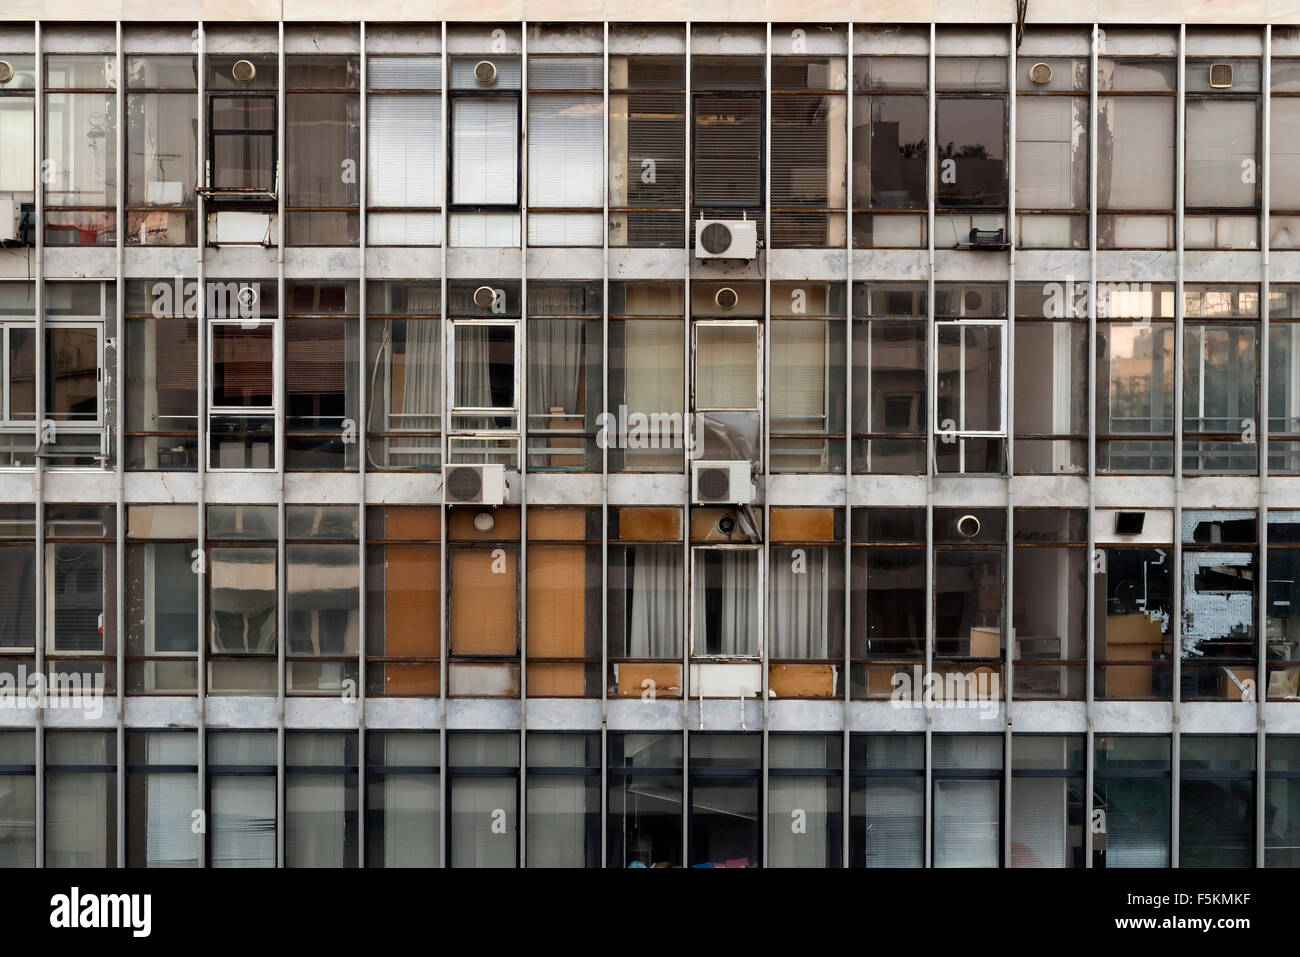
[366, 507, 440, 697]
[45, 730, 116, 867]
[1182, 284, 1259, 474]
[932, 508, 1005, 691]
[286, 732, 358, 868]
[286, 55, 359, 245]
[689, 735, 760, 868]
[0, 282, 37, 466]
[365, 281, 441, 471]
[0, 54, 36, 247]
[608, 38, 685, 248]
[447, 506, 520, 698]
[692, 541, 761, 659]
[448, 280, 520, 467]
[1185, 45, 1261, 250]
[286, 280, 360, 470]
[1012, 510, 1088, 700]
[1097, 33, 1177, 248]
[44, 54, 117, 246]
[205, 55, 278, 203]
[608, 282, 685, 473]
[692, 281, 762, 463]
[1013, 281, 1088, 474]
[209, 280, 276, 470]
[125, 55, 197, 245]
[449, 51, 521, 246]
[1267, 512, 1300, 701]
[1271, 53, 1300, 249]
[0, 506, 36, 679]
[935, 57, 1008, 213]
[1180, 511, 1257, 702]
[1015, 35, 1089, 248]
[770, 27, 848, 247]
[124, 279, 198, 470]
[207, 731, 276, 868]
[1097, 282, 1178, 473]
[768, 733, 842, 867]
[849, 733, 923, 867]
[1265, 736, 1300, 866]
[608, 732, 682, 868]
[692, 54, 764, 234]
[286, 506, 360, 697]
[526, 509, 601, 698]
[770, 282, 846, 473]
[1010, 735, 1085, 867]
[447, 732, 519, 868]
[126, 731, 199, 868]
[1270, 286, 1300, 472]
[125, 505, 198, 694]
[934, 283, 1006, 474]
[367, 54, 441, 246]
[366, 731, 439, 867]
[850, 508, 926, 699]
[607, 507, 684, 699]
[0, 732, 35, 867]
[528, 57, 602, 246]
[1180, 736, 1255, 867]
[768, 508, 844, 699]
[1094, 735, 1171, 867]
[526, 283, 602, 472]
[45, 506, 116, 694]
[42, 280, 113, 467]
[207, 505, 277, 696]
[1097, 538, 1174, 700]
[851, 283, 927, 473]
[932, 734, 1003, 868]
[526, 733, 601, 867]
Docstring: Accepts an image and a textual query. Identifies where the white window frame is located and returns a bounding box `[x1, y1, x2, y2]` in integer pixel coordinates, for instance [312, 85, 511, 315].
[689, 543, 764, 661]
[692, 319, 763, 412]
[207, 317, 277, 473]
[932, 318, 1008, 439]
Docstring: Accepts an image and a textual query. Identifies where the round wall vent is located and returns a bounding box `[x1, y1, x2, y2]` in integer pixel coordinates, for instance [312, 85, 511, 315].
[474, 60, 498, 85]
[714, 287, 739, 310]
[700, 222, 732, 255]
[232, 59, 257, 83]
[472, 285, 497, 309]
[1029, 62, 1053, 85]
[956, 514, 982, 539]
[447, 467, 483, 501]
[0, 61, 14, 84]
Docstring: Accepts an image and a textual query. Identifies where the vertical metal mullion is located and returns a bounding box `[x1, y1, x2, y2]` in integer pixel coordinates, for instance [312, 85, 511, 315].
[1085, 20, 1099, 870]
[438, 19, 449, 871]
[275, 20, 286, 870]
[114, 17, 125, 870]
[1258, 23, 1272, 870]
[195, 18, 208, 869]
[518, 20, 529, 869]
[760, 19, 771, 871]
[843, 21, 854, 871]
[357, 19, 368, 869]
[1171, 21, 1186, 869]
[600, 18, 610, 870]
[923, 22, 936, 870]
[33, 17, 45, 871]
[1003, 21, 1016, 869]
[682, 20, 692, 865]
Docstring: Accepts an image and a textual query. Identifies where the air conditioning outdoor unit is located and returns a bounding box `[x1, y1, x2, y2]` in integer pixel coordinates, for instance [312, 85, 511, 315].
[443, 463, 507, 506]
[695, 218, 757, 260]
[691, 460, 753, 505]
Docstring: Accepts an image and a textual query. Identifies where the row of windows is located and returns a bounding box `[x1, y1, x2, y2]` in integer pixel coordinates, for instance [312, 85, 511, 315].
[2, 279, 1298, 476]
[2, 730, 1296, 868]
[2, 24, 1300, 250]
[1, 504, 1297, 703]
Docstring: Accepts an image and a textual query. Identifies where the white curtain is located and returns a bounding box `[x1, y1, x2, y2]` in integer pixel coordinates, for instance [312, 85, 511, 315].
[1011, 778, 1067, 867]
[860, 779, 924, 867]
[528, 95, 601, 207]
[286, 773, 349, 867]
[693, 549, 758, 656]
[453, 325, 508, 410]
[526, 777, 589, 867]
[933, 779, 1000, 867]
[368, 95, 441, 208]
[450, 778, 516, 867]
[144, 733, 198, 867]
[768, 748, 833, 866]
[452, 98, 518, 206]
[380, 775, 439, 867]
[210, 776, 276, 868]
[696, 325, 759, 410]
[527, 319, 584, 416]
[771, 320, 826, 424]
[45, 772, 110, 867]
[768, 546, 830, 658]
[628, 546, 682, 658]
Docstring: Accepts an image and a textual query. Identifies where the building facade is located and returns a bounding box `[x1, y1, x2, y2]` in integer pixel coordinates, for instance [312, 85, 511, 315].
[0, 3, 1298, 868]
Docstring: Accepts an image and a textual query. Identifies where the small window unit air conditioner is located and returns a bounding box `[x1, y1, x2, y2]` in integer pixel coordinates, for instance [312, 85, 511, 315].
[695, 217, 757, 261]
[691, 460, 753, 505]
[443, 463, 506, 506]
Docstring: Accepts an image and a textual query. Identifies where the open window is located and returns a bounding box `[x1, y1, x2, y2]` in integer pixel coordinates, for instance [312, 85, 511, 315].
[365, 281, 442, 471]
[449, 46, 521, 247]
[851, 282, 928, 473]
[204, 53, 278, 244]
[45, 505, 116, 694]
[934, 283, 1007, 474]
[447, 281, 520, 467]
[125, 505, 198, 695]
[209, 300, 275, 470]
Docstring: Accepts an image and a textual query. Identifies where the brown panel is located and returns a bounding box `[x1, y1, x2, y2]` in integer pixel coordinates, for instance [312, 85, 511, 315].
[617, 507, 681, 541]
[382, 506, 440, 541]
[448, 506, 521, 541]
[526, 544, 586, 658]
[526, 662, 586, 697]
[769, 663, 836, 697]
[770, 507, 835, 542]
[450, 547, 517, 655]
[383, 543, 439, 658]
[527, 508, 587, 542]
[613, 662, 682, 698]
[377, 662, 439, 697]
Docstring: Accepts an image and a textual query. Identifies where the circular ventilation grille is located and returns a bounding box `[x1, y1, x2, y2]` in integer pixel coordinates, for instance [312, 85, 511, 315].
[964, 290, 983, 313]
[698, 467, 730, 500]
[232, 59, 257, 83]
[447, 467, 483, 501]
[714, 287, 739, 310]
[474, 60, 498, 85]
[1029, 62, 1053, 85]
[700, 222, 732, 255]
[0, 61, 14, 84]
[956, 514, 982, 539]
[472, 285, 496, 309]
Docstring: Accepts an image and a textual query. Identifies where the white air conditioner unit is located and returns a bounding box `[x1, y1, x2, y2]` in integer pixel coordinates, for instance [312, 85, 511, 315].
[443, 463, 506, 506]
[695, 218, 757, 260]
[691, 460, 753, 505]
[0, 198, 14, 242]
[209, 210, 273, 245]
